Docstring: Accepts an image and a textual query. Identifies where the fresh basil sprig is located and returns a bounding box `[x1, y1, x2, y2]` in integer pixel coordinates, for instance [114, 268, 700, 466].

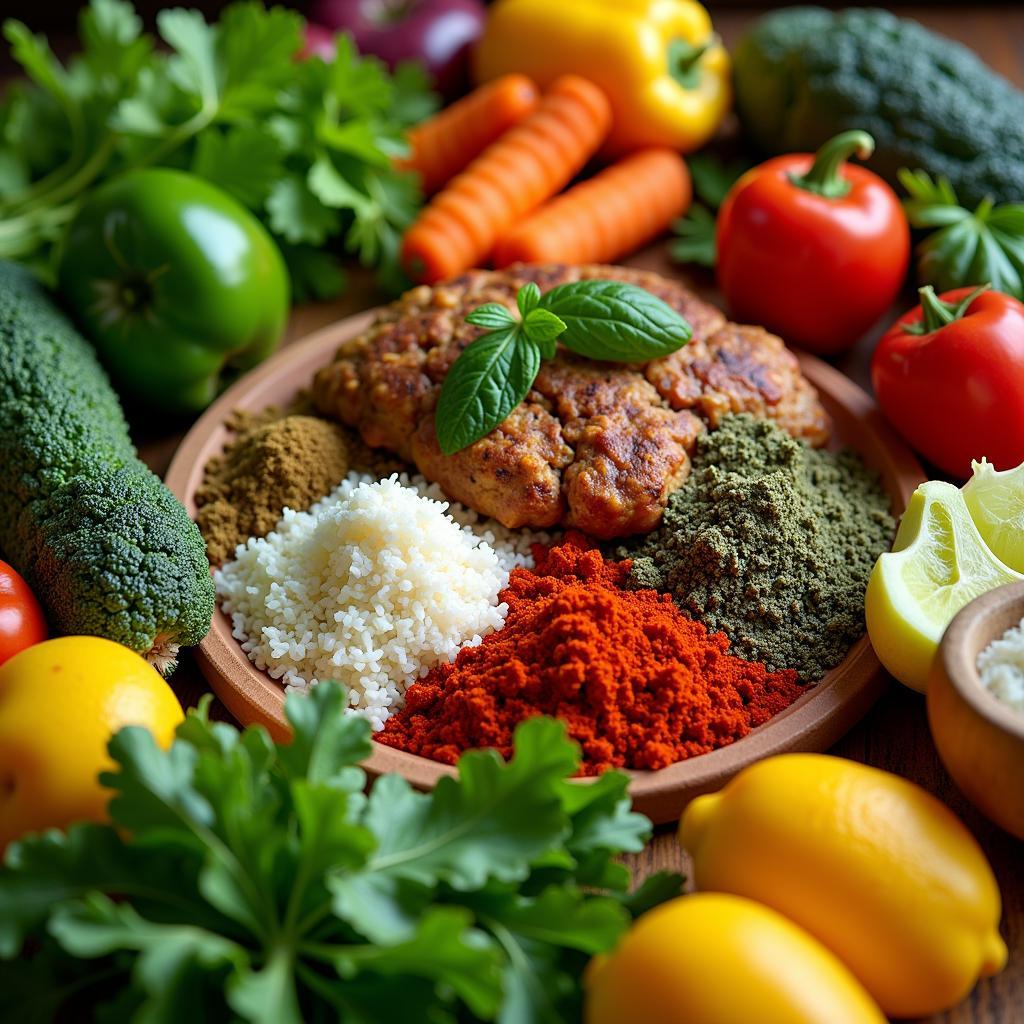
[435, 280, 692, 455]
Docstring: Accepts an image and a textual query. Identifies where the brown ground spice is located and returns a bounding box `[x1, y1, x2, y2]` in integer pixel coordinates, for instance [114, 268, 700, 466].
[196, 414, 351, 564]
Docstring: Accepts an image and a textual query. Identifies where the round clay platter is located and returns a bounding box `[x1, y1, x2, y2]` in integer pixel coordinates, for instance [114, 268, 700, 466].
[166, 311, 926, 824]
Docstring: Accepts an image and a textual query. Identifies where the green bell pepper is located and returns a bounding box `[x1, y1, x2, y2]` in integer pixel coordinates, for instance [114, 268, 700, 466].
[58, 169, 290, 413]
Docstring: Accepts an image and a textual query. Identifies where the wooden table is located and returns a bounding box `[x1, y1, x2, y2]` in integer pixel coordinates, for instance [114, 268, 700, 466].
[136, 8, 1024, 1022]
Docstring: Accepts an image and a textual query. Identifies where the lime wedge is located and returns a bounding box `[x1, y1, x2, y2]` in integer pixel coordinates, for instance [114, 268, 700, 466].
[962, 458, 1024, 573]
[866, 481, 1023, 692]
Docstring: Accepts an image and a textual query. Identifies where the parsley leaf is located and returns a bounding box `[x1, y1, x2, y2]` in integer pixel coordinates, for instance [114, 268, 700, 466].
[0, 682, 676, 1022]
[191, 126, 284, 209]
[0, 0, 438, 296]
[670, 153, 750, 268]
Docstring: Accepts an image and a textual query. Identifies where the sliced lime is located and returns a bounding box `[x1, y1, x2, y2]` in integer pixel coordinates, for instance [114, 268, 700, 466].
[866, 481, 1023, 692]
[962, 458, 1024, 573]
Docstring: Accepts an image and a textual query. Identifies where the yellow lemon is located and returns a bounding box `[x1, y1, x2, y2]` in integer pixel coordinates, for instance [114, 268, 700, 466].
[679, 754, 1008, 1018]
[962, 457, 1024, 573]
[584, 893, 886, 1024]
[0, 636, 183, 850]
[865, 480, 1021, 692]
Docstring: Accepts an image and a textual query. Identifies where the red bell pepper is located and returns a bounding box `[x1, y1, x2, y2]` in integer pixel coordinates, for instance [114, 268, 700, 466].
[871, 285, 1024, 478]
[716, 131, 910, 355]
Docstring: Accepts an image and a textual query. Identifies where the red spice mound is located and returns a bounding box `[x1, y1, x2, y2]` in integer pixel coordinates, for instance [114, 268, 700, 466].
[377, 535, 806, 775]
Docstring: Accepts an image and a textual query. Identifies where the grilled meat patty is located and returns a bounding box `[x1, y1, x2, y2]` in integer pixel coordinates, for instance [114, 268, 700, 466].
[313, 264, 830, 538]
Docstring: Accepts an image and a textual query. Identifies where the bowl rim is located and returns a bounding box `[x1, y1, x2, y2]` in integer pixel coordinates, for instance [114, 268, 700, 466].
[939, 581, 1024, 741]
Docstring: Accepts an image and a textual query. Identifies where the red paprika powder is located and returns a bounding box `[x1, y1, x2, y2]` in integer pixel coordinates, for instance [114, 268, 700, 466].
[377, 535, 805, 774]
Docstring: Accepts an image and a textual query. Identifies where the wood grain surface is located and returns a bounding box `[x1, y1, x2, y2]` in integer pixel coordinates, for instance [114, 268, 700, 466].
[134, 8, 1024, 1022]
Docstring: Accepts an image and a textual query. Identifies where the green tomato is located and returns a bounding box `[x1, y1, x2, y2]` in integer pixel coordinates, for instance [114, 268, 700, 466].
[59, 169, 290, 413]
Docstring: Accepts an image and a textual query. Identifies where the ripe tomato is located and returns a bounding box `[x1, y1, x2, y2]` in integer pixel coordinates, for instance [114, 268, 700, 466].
[0, 560, 47, 666]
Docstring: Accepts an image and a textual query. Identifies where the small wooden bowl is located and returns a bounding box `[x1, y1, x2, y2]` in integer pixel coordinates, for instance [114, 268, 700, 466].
[929, 583, 1024, 839]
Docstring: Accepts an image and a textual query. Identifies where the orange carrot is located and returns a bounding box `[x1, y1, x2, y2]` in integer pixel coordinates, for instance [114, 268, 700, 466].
[492, 149, 692, 268]
[401, 75, 612, 285]
[396, 74, 540, 196]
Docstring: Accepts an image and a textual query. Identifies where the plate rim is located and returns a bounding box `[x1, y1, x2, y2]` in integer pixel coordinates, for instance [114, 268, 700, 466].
[165, 308, 926, 824]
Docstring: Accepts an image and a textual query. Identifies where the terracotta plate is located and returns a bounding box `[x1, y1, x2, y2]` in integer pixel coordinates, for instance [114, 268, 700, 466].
[165, 311, 925, 824]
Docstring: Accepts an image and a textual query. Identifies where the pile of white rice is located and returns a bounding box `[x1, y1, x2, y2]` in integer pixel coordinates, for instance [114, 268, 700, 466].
[215, 472, 550, 728]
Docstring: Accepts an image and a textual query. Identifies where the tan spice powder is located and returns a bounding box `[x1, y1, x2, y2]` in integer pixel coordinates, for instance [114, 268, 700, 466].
[196, 414, 351, 565]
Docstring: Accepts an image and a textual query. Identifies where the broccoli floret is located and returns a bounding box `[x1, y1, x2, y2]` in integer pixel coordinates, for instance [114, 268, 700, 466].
[734, 7, 1024, 209]
[0, 262, 213, 672]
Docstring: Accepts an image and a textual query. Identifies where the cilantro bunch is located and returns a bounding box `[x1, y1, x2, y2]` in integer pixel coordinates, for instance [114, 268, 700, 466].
[0, 0, 437, 298]
[0, 682, 680, 1023]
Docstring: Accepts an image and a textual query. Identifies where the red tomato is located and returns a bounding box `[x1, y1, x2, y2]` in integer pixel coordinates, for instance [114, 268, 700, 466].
[716, 131, 909, 355]
[871, 285, 1024, 478]
[0, 560, 47, 666]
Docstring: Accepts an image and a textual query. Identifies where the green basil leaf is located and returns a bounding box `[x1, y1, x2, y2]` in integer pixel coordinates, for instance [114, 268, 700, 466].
[517, 281, 541, 318]
[435, 328, 541, 455]
[465, 303, 517, 331]
[522, 307, 566, 346]
[539, 280, 691, 362]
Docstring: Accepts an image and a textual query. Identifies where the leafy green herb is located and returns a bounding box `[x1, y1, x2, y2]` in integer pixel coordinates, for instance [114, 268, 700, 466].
[436, 280, 691, 454]
[0, 681, 676, 1023]
[537, 280, 689, 362]
[0, 0, 437, 295]
[900, 168, 1024, 300]
[671, 153, 751, 268]
[671, 203, 718, 267]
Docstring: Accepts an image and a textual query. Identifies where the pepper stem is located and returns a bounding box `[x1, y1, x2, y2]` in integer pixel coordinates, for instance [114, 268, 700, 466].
[788, 130, 876, 199]
[668, 37, 714, 91]
[903, 283, 991, 335]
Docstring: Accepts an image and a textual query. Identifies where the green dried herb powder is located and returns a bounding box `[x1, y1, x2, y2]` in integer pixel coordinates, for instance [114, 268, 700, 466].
[624, 415, 895, 681]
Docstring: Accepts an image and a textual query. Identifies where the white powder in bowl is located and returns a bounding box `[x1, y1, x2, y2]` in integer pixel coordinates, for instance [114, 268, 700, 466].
[215, 472, 550, 729]
[976, 615, 1024, 715]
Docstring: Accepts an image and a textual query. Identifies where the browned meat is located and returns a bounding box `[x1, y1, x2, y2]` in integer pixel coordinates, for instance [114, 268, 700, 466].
[644, 322, 830, 445]
[313, 263, 831, 537]
[411, 400, 572, 529]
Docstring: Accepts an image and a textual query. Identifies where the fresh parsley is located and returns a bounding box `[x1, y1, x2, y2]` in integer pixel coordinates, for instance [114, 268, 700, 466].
[436, 280, 692, 455]
[0, 681, 681, 1024]
[0, 0, 437, 296]
[670, 153, 751, 268]
[900, 168, 1024, 301]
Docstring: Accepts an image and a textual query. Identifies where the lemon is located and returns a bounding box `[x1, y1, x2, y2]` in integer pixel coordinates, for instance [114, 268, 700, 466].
[962, 458, 1024, 572]
[584, 893, 886, 1024]
[679, 754, 1008, 1019]
[865, 480, 1022, 692]
[0, 636, 183, 851]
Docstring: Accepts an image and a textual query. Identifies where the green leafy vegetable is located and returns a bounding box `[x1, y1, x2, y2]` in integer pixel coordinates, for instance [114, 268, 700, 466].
[0, 0, 438, 295]
[671, 203, 718, 267]
[0, 681, 674, 1023]
[436, 280, 692, 454]
[900, 169, 1024, 300]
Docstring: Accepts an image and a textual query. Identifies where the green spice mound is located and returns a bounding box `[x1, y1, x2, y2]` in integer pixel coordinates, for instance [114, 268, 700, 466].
[625, 415, 895, 681]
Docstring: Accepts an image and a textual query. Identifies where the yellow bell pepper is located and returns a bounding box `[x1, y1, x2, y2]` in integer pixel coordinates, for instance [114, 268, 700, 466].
[473, 0, 731, 156]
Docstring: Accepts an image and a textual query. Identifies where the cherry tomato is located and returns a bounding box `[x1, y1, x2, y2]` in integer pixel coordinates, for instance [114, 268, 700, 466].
[716, 131, 909, 355]
[0, 560, 47, 666]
